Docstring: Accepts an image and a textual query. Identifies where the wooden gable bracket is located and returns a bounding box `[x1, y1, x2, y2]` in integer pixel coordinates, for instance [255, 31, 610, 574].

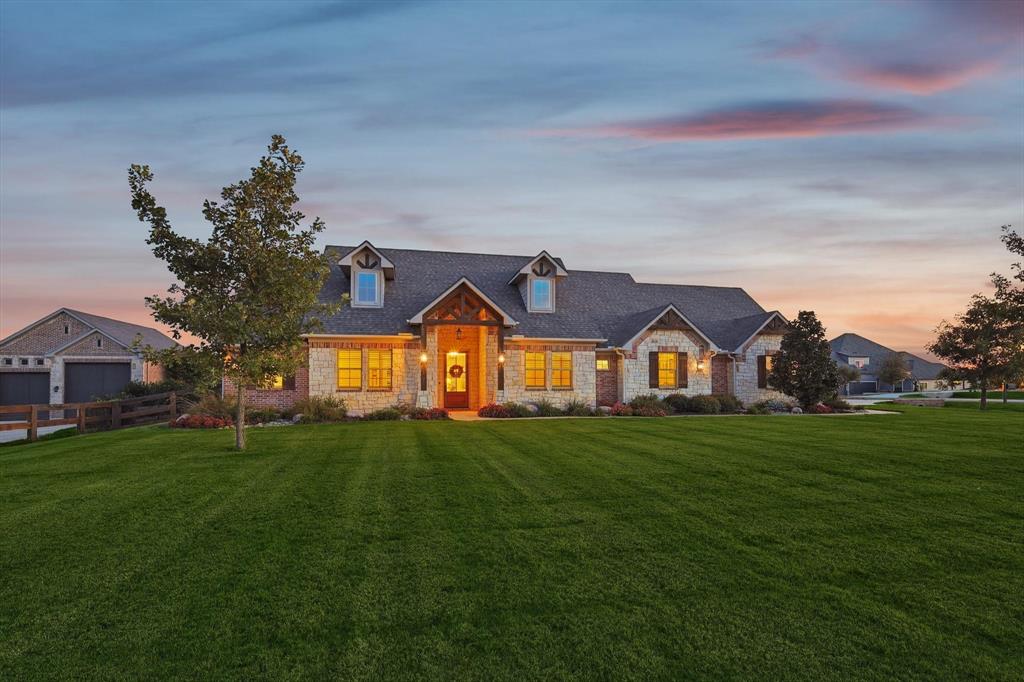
[532, 261, 554, 277]
[650, 309, 692, 332]
[355, 253, 380, 270]
[423, 287, 502, 326]
[761, 316, 788, 334]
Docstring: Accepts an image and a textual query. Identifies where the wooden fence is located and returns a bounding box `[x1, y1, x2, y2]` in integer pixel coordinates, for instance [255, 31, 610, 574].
[0, 392, 177, 442]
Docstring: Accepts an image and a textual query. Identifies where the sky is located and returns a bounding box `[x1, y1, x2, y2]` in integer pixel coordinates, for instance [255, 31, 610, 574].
[1, 0, 1022, 358]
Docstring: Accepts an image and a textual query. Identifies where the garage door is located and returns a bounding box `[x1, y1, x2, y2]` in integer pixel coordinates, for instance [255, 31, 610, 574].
[846, 381, 878, 395]
[65, 363, 131, 403]
[0, 372, 50, 407]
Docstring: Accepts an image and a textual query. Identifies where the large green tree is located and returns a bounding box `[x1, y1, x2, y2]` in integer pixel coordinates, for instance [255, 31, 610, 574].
[877, 352, 910, 393]
[768, 310, 840, 409]
[129, 135, 339, 449]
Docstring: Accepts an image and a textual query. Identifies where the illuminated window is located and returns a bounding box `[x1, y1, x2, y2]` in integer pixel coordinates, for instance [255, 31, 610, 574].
[530, 278, 553, 311]
[264, 374, 284, 390]
[355, 272, 380, 306]
[337, 349, 362, 389]
[765, 354, 775, 372]
[525, 351, 546, 388]
[657, 352, 677, 389]
[368, 349, 392, 390]
[551, 352, 572, 388]
[596, 358, 610, 371]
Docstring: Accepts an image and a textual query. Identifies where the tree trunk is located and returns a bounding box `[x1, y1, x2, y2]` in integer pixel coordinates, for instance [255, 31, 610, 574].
[235, 385, 246, 450]
[979, 382, 987, 411]
[1002, 383, 1008, 404]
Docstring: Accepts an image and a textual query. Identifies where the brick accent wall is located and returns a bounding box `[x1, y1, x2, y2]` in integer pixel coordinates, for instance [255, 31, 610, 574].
[0, 312, 89, 355]
[596, 352, 619, 406]
[223, 367, 310, 411]
[711, 354, 730, 395]
[734, 333, 786, 404]
[58, 331, 129, 356]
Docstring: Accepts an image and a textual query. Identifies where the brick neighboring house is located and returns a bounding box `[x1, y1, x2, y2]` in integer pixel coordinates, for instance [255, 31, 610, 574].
[830, 333, 953, 394]
[0, 309, 176, 406]
[226, 242, 790, 413]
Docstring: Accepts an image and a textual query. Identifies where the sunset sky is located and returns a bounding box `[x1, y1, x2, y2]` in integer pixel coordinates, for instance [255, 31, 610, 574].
[1, 0, 1022, 358]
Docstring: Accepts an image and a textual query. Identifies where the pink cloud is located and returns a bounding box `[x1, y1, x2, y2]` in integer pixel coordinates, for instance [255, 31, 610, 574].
[836, 58, 1002, 95]
[534, 100, 950, 142]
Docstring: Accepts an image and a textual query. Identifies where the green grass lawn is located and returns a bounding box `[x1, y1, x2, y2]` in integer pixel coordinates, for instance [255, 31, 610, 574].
[1, 408, 1021, 680]
[952, 390, 1024, 400]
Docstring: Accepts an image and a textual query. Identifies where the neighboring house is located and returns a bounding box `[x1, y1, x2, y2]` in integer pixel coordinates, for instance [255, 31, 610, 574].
[830, 333, 951, 394]
[225, 242, 790, 412]
[0, 309, 176, 406]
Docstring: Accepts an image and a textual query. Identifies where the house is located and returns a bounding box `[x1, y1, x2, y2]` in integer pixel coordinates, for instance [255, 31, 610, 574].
[0, 309, 176, 406]
[226, 242, 790, 412]
[830, 333, 951, 394]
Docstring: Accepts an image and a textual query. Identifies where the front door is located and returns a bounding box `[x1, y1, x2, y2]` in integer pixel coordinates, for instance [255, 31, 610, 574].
[444, 351, 469, 409]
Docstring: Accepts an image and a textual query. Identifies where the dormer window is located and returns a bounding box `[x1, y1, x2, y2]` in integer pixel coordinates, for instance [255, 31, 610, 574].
[530, 278, 553, 312]
[355, 271, 381, 306]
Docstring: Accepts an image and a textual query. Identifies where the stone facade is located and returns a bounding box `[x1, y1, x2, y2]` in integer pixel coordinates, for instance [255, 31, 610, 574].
[498, 342, 597, 407]
[307, 339, 420, 415]
[622, 329, 711, 402]
[733, 333, 786, 404]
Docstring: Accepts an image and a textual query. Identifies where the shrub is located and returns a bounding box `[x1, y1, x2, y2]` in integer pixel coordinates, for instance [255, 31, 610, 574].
[186, 393, 236, 420]
[246, 407, 282, 424]
[365, 407, 402, 421]
[714, 394, 744, 414]
[753, 399, 794, 414]
[170, 414, 232, 429]
[609, 402, 633, 416]
[478, 403, 512, 418]
[633, 404, 669, 417]
[503, 402, 534, 417]
[292, 395, 348, 423]
[809, 403, 833, 414]
[409, 407, 449, 420]
[532, 399, 562, 417]
[562, 399, 593, 417]
[663, 393, 692, 414]
[689, 395, 721, 414]
[822, 397, 853, 412]
[747, 404, 771, 415]
[630, 393, 668, 412]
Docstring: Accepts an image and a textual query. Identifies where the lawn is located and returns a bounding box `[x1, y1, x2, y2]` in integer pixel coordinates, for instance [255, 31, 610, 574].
[1, 408, 1021, 680]
[952, 390, 1024, 400]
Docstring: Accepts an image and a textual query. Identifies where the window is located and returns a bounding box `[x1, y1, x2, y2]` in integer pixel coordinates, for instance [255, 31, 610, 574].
[96, 337, 102, 348]
[596, 358, 610, 371]
[64, 325, 69, 334]
[765, 354, 775, 372]
[367, 349, 392, 390]
[551, 352, 572, 388]
[337, 349, 362, 389]
[19, 358, 28, 366]
[2, 358, 10, 366]
[525, 351, 546, 388]
[268, 375, 285, 390]
[355, 272, 380, 306]
[657, 352, 677, 389]
[530, 278, 553, 311]
[36, 359, 44, 366]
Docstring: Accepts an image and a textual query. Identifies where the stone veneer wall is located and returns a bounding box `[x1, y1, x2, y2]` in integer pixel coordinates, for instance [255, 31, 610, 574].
[622, 329, 711, 402]
[498, 343, 597, 407]
[733, 333, 786, 404]
[308, 339, 420, 415]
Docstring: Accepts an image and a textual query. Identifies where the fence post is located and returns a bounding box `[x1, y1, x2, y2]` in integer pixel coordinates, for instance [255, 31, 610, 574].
[169, 392, 177, 420]
[111, 402, 122, 430]
[29, 404, 38, 442]
[78, 405, 87, 434]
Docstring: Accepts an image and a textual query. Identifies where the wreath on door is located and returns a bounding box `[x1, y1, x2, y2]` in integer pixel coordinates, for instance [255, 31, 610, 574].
[448, 364, 464, 379]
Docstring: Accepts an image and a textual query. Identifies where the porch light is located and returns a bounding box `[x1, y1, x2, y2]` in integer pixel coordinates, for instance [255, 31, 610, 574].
[696, 359, 706, 371]
[419, 352, 428, 364]
[456, 327, 462, 340]
[498, 353, 505, 364]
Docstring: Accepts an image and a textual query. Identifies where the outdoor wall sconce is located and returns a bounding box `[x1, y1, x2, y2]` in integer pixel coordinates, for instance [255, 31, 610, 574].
[419, 352, 428, 364]
[696, 359, 706, 371]
[498, 353, 505, 364]
[455, 327, 462, 340]
[497, 353, 505, 391]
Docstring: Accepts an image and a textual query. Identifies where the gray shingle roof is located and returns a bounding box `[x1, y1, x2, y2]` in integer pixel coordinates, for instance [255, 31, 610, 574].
[830, 333, 945, 380]
[316, 245, 773, 351]
[65, 309, 177, 352]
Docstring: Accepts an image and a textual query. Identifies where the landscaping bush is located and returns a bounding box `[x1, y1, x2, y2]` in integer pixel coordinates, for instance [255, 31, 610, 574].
[609, 402, 633, 416]
[291, 395, 347, 423]
[809, 403, 834, 414]
[409, 407, 449, 420]
[714, 394, 744, 414]
[562, 399, 593, 417]
[478, 403, 512, 418]
[746, 403, 771, 415]
[663, 393, 692, 414]
[186, 393, 236, 420]
[689, 395, 721, 414]
[531, 399, 563, 417]
[630, 394, 668, 412]
[365, 407, 402, 421]
[170, 414, 232, 429]
[822, 397, 854, 412]
[246, 407, 282, 425]
[503, 402, 534, 418]
[753, 399, 794, 414]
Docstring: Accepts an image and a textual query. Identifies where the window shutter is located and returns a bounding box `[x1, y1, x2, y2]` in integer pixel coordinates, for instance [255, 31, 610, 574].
[283, 375, 296, 391]
[757, 355, 767, 389]
[678, 352, 688, 388]
[649, 352, 659, 388]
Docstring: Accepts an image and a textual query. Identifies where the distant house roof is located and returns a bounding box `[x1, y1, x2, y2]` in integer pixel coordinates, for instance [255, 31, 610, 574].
[317, 245, 778, 351]
[830, 332, 945, 380]
[63, 309, 177, 351]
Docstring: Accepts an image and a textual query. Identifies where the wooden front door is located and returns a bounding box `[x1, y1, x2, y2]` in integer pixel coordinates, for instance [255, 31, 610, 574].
[444, 351, 469, 409]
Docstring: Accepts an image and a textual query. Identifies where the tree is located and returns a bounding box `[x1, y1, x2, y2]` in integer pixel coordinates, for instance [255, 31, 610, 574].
[129, 135, 339, 449]
[768, 310, 840, 409]
[991, 225, 1024, 402]
[835, 364, 861, 396]
[141, 344, 223, 400]
[877, 352, 910, 393]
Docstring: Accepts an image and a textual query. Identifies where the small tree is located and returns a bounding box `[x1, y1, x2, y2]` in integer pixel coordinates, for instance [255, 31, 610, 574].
[877, 352, 910, 393]
[129, 135, 339, 448]
[836, 364, 861, 396]
[768, 310, 840, 409]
